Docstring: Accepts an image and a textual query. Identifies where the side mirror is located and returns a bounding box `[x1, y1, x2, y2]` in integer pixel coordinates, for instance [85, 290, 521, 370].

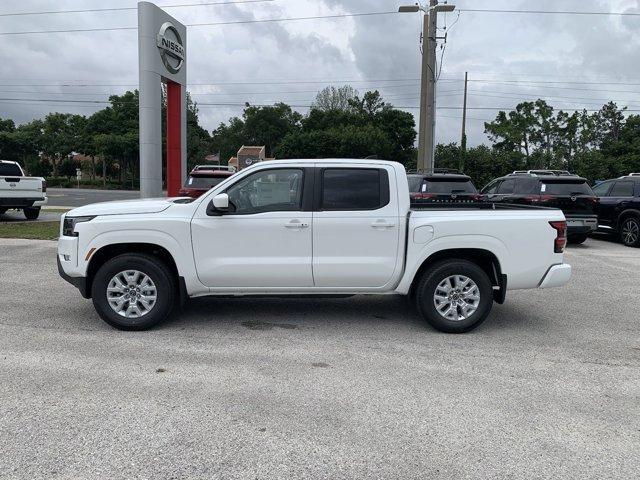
[207, 193, 229, 216]
[213, 193, 229, 210]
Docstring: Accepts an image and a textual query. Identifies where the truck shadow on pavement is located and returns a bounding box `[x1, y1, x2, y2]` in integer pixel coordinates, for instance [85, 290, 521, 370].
[167, 295, 547, 335]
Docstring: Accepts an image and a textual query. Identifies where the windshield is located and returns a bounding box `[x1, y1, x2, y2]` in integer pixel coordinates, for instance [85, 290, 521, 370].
[185, 176, 226, 189]
[0, 162, 22, 176]
[540, 181, 594, 196]
[425, 180, 477, 194]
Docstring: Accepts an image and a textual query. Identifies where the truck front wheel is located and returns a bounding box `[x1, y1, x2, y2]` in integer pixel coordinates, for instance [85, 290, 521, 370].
[415, 259, 493, 333]
[91, 253, 176, 331]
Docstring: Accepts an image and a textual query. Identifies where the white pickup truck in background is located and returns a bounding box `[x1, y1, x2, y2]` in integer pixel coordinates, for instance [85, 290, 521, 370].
[57, 159, 572, 333]
[0, 160, 47, 220]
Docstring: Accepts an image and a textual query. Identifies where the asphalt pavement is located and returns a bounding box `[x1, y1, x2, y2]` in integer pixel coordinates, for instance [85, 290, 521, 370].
[46, 187, 141, 208]
[0, 236, 638, 479]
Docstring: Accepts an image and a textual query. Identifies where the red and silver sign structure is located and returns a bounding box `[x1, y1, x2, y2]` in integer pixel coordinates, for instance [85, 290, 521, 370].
[138, 2, 187, 198]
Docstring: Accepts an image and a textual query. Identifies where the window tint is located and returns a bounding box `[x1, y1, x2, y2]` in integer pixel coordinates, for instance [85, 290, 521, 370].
[186, 176, 226, 189]
[541, 181, 594, 195]
[609, 181, 635, 197]
[0, 162, 22, 176]
[226, 168, 303, 214]
[592, 180, 613, 196]
[425, 179, 477, 194]
[322, 168, 387, 210]
[407, 175, 425, 192]
[482, 180, 501, 194]
[498, 179, 516, 194]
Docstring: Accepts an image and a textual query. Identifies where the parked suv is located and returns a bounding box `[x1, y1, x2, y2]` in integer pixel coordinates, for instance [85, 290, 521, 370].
[592, 174, 640, 247]
[482, 170, 598, 244]
[178, 166, 235, 199]
[407, 171, 482, 205]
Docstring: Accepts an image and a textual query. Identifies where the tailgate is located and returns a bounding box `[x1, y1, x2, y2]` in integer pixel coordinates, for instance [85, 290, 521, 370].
[0, 176, 44, 199]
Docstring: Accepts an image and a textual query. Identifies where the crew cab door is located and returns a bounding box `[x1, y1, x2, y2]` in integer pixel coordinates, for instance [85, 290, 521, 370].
[312, 165, 400, 288]
[191, 167, 314, 288]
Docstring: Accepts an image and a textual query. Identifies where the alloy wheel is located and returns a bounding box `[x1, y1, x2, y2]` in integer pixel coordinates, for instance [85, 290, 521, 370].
[433, 275, 481, 322]
[622, 219, 639, 246]
[106, 270, 158, 318]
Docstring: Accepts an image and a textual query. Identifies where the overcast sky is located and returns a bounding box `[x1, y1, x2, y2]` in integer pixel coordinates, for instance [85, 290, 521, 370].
[1, 0, 640, 148]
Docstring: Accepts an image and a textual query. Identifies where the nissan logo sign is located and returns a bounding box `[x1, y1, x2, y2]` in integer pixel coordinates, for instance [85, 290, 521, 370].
[156, 22, 184, 74]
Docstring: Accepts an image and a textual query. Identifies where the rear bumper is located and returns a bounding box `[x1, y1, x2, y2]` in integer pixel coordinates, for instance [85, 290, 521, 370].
[538, 264, 572, 289]
[0, 197, 45, 208]
[566, 215, 598, 235]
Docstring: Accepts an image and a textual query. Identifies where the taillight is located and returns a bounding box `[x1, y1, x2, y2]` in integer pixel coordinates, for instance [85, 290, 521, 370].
[549, 221, 567, 253]
[412, 193, 436, 200]
[42, 179, 47, 192]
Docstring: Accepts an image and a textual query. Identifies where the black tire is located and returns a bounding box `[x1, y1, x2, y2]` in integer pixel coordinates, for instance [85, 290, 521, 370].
[567, 234, 588, 245]
[23, 207, 40, 220]
[415, 259, 494, 334]
[619, 216, 640, 247]
[91, 253, 176, 331]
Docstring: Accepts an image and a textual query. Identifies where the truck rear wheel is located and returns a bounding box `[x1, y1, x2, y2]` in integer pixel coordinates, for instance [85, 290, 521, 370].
[23, 207, 40, 220]
[91, 253, 176, 331]
[415, 259, 493, 333]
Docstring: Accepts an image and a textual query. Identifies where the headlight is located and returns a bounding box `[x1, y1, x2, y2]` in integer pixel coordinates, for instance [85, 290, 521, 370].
[62, 216, 95, 237]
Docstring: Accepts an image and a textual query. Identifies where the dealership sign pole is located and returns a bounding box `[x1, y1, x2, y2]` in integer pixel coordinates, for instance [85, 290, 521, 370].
[138, 2, 187, 198]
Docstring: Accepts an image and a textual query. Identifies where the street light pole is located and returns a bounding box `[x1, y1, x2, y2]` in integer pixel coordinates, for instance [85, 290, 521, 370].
[399, 1, 455, 173]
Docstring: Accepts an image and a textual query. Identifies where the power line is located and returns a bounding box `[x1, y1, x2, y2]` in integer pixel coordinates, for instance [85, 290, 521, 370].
[0, 1, 274, 17]
[0, 10, 399, 35]
[459, 8, 640, 17]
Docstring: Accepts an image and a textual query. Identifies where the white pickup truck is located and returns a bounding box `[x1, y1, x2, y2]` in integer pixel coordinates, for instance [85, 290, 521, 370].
[57, 159, 572, 333]
[0, 160, 47, 219]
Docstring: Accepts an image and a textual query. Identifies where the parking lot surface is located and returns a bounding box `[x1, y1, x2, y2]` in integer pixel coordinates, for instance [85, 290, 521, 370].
[47, 188, 141, 208]
[0, 236, 638, 479]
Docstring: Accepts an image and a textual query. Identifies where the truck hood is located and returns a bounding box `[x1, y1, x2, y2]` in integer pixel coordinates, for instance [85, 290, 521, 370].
[65, 197, 193, 217]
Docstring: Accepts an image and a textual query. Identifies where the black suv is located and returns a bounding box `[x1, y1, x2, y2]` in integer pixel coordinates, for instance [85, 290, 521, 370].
[481, 170, 598, 244]
[407, 170, 481, 205]
[592, 174, 640, 247]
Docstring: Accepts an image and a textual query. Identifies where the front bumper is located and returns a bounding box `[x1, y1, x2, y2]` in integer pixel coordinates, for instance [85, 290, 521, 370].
[566, 215, 598, 235]
[539, 264, 572, 289]
[57, 255, 90, 298]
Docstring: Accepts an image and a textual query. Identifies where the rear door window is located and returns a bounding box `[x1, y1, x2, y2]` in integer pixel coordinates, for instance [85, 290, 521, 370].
[540, 181, 593, 195]
[321, 168, 388, 210]
[609, 181, 635, 197]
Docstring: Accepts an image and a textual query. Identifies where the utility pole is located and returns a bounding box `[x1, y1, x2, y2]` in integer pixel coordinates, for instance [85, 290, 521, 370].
[425, 0, 438, 173]
[399, 1, 455, 173]
[460, 71, 468, 172]
[416, 13, 429, 172]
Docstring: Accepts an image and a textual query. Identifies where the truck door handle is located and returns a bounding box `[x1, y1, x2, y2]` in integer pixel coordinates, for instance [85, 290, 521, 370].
[371, 220, 395, 229]
[285, 220, 309, 229]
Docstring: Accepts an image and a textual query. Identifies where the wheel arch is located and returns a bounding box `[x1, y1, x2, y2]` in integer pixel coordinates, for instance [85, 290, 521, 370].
[86, 243, 184, 301]
[408, 248, 506, 304]
[617, 208, 640, 227]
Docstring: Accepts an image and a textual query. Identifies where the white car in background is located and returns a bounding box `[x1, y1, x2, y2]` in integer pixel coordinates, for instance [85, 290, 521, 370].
[58, 159, 571, 333]
[0, 160, 47, 220]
